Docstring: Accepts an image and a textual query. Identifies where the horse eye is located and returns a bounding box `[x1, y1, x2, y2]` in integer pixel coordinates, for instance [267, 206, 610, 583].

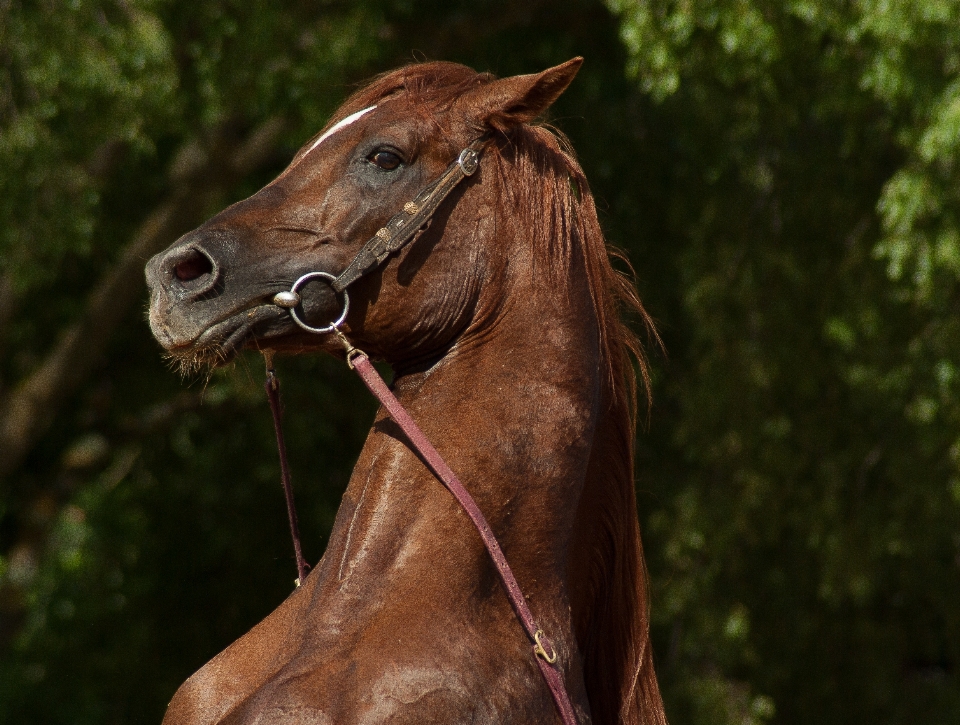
[369, 150, 402, 171]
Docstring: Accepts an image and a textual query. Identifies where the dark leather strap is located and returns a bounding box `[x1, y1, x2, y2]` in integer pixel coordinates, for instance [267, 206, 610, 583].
[264, 368, 311, 586]
[349, 352, 579, 725]
[331, 138, 485, 294]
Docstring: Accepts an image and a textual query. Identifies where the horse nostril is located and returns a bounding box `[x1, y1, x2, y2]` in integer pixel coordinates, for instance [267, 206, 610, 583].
[174, 249, 214, 282]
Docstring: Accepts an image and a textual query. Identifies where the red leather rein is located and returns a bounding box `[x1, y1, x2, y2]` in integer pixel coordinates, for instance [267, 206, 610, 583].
[262, 347, 579, 725]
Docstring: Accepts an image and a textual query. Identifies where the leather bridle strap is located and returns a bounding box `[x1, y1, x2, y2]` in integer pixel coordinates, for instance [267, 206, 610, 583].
[330, 137, 486, 294]
[263, 364, 311, 586]
[345, 348, 579, 725]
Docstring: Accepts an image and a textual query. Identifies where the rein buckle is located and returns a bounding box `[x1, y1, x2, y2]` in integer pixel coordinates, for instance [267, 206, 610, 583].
[533, 629, 558, 664]
[334, 329, 365, 369]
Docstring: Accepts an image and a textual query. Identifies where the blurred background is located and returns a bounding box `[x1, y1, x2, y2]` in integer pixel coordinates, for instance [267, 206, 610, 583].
[1, 1, 959, 722]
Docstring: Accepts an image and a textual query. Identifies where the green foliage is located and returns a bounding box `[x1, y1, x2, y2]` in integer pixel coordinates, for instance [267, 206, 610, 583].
[2, 1, 958, 723]
[154, 0, 387, 129]
[607, 0, 960, 722]
[0, 0, 177, 291]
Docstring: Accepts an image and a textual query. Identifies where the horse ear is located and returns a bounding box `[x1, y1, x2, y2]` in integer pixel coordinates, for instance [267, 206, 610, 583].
[463, 57, 583, 132]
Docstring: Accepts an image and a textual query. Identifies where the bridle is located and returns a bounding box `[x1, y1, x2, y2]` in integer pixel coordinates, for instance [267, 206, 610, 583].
[270, 137, 486, 334]
[262, 137, 580, 725]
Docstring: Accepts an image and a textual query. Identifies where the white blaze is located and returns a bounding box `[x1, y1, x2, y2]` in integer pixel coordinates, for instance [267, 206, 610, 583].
[303, 105, 377, 158]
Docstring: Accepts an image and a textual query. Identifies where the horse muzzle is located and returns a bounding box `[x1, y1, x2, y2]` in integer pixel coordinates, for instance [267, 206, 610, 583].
[146, 238, 345, 358]
[145, 242, 225, 349]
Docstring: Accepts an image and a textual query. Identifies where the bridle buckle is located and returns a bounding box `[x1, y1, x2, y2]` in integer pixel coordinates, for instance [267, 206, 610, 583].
[458, 148, 480, 176]
[533, 629, 558, 664]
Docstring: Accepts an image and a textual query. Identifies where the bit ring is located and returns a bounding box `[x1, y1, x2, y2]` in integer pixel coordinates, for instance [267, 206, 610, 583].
[279, 271, 349, 334]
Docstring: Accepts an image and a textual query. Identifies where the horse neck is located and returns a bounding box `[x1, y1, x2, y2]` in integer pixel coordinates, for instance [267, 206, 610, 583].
[307, 192, 608, 632]
[384, 259, 603, 590]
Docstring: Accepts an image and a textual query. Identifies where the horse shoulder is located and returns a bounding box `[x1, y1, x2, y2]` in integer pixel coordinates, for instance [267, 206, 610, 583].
[162, 574, 317, 725]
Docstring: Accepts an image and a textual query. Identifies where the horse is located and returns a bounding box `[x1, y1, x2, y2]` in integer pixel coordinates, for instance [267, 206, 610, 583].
[145, 57, 667, 725]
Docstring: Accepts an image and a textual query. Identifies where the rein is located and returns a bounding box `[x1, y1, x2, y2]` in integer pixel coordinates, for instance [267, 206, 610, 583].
[263, 139, 580, 725]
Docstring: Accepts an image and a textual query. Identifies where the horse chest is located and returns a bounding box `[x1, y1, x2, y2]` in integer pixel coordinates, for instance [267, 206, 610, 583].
[192, 640, 551, 725]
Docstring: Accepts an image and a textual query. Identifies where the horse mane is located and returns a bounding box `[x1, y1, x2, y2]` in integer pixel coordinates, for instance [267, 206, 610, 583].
[327, 63, 668, 725]
[490, 125, 668, 725]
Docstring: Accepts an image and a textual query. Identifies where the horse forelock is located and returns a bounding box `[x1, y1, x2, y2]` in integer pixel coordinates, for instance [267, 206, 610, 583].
[312, 62, 495, 147]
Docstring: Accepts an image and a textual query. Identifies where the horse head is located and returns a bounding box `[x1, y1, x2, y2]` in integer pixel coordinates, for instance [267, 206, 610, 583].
[146, 58, 583, 372]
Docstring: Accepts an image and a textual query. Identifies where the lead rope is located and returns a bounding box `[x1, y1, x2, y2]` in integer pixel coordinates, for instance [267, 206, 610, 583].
[262, 350, 311, 587]
[261, 340, 579, 725]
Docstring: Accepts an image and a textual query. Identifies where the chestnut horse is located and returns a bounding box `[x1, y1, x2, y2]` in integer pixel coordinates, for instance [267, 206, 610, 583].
[146, 58, 666, 725]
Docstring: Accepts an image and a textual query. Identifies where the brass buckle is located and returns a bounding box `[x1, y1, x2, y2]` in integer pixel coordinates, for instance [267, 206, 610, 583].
[334, 328, 365, 369]
[533, 629, 558, 664]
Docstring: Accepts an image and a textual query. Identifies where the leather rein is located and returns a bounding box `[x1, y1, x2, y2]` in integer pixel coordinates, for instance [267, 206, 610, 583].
[262, 138, 579, 725]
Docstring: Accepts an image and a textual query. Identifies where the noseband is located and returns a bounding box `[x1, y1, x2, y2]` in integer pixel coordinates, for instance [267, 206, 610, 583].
[264, 138, 580, 725]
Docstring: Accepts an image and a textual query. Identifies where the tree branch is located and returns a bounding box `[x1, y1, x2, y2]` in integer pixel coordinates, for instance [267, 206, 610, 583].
[0, 272, 12, 379]
[0, 116, 288, 484]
